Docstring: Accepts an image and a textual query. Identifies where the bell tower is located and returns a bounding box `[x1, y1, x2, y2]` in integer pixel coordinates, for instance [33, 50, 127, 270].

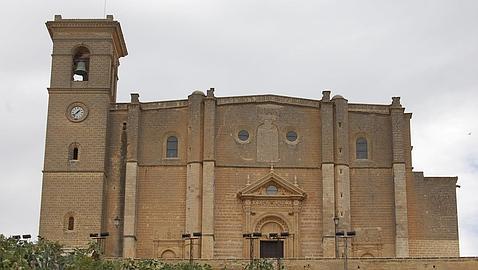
[39, 15, 127, 248]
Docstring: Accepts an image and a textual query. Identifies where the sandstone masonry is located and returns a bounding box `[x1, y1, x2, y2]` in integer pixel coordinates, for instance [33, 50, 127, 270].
[39, 16, 460, 260]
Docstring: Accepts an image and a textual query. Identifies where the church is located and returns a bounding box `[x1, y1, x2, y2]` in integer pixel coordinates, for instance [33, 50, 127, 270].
[39, 15, 459, 260]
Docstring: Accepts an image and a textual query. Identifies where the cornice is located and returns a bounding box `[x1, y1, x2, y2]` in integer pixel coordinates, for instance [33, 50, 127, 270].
[217, 94, 320, 108]
[46, 18, 128, 57]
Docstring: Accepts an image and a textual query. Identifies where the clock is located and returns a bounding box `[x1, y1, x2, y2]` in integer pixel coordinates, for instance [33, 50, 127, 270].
[66, 103, 88, 122]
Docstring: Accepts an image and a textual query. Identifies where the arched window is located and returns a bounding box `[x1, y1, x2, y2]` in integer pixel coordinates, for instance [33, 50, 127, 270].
[166, 136, 178, 158]
[69, 143, 80, 161]
[72, 148, 79, 160]
[72, 46, 90, 81]
[67, 216, 75, 231]
[64, 212, 76, 231]
[356, 137, 368, 159]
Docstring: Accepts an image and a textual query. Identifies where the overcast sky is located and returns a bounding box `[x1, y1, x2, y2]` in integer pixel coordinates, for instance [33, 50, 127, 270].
[0, 0, 477, 256]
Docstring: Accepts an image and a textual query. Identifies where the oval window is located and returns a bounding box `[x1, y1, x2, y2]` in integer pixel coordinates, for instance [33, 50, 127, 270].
[238, 130, 249, 141]
[286, 131, 298, 142]
[266, 185, 278, 195]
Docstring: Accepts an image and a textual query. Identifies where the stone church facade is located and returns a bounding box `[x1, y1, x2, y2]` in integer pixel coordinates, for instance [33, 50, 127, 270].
[39, 16, 459, 259]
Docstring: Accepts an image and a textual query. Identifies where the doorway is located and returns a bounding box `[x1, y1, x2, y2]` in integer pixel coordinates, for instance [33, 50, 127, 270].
[260, 240, 284, 258]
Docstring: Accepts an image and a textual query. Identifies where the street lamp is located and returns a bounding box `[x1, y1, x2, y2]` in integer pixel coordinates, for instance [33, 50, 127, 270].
[242, 232, 262, 264]
[182, 232, 202, 264]
[89, 232, 110, 256]
[335, 230, 356, 270]
[11, 234, 31, 241]
[113, 216, 121, 228]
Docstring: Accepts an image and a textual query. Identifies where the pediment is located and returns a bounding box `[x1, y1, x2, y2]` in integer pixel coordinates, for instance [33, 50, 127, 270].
[237, 170, 306, 200]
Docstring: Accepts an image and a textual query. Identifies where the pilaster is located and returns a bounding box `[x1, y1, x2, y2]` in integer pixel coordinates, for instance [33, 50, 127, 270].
[201, 89, 216, 258]
[332, 96, 351, 231]
[391, 97, 409, 257]
[320, 90, 336, 257]
[123, 93, 140, 258]
[185, 91, 204, 259]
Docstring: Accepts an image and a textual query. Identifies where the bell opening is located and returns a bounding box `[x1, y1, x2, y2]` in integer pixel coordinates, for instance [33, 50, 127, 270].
[72, 46, 90, 81]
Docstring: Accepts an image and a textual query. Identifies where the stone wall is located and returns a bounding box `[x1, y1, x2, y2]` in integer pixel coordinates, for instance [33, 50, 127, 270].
[407, 173, 459, 257]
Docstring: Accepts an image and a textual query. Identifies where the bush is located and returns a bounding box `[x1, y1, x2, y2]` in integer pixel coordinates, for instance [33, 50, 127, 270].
[0, 234, 213, 270]
[244, 259, 275, 270]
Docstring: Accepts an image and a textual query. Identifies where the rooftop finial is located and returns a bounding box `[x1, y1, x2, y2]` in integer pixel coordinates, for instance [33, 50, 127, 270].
[131, 93, 139, 103]
[322, 90, 331, 102]
[391, 97, 402, 108]
[207, 88, 215, 97]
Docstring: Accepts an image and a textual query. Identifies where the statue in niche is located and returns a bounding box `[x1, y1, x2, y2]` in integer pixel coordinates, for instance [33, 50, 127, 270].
[257, 118, 279, 162]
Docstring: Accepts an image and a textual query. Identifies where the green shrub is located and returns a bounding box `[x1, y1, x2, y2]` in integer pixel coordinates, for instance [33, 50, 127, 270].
[0, 234, 216, 270]
[244, 259, 275, 270]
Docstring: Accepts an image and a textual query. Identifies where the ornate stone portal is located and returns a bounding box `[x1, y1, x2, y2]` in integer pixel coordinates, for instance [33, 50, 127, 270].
[237, 169, 306, 258]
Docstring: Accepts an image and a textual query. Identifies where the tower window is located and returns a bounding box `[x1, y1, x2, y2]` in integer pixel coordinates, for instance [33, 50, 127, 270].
[356, 137, 368, 159]
[72, 147, 79, 160]
[69, 143, 80, 161]
[72, 46, 90, 81]
[166, 136, 178, 158]
[67, 216, 75, 231]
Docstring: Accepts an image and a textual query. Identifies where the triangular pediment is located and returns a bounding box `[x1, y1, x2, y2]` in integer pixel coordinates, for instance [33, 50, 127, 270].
[237, 170, 306, 200]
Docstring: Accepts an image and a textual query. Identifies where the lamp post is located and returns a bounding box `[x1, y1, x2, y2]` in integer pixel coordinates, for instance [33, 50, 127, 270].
[89, 232, 110, 257]
[113, 216, 121, 228]
[333, 217, 339, 258]
[182, 232, 202, 264]
[11, 234, 31, 242]
[242, 232, 262, 264]
[268, 231, 289, 270]
[335, 230, 356, 270]
[11, 235, 31, 240]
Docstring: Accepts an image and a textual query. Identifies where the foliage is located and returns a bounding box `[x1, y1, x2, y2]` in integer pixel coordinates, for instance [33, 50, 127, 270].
[0, 234, 213, 270]
[243, 259, 276, 270]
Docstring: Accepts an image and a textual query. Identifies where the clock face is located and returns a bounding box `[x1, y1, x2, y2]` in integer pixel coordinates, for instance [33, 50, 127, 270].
[70, 106, 85, 120]
[66, 103, 88, 122]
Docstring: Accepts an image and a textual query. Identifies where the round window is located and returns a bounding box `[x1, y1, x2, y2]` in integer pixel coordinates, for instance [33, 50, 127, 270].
[266, 185, 278, 195]
[238, 130, 249, 141]
[286, 131, 298, 142]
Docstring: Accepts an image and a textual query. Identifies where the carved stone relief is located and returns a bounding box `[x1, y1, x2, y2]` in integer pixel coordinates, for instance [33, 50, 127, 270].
[257, 118, 279, 162]
[351, 227, 383, 257]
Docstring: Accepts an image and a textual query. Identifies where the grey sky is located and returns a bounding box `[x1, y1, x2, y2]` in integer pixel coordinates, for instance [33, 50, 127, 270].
[0, 0, 477, 256]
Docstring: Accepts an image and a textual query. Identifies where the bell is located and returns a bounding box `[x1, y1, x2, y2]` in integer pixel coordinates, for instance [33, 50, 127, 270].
[74, 60, 88, 76]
